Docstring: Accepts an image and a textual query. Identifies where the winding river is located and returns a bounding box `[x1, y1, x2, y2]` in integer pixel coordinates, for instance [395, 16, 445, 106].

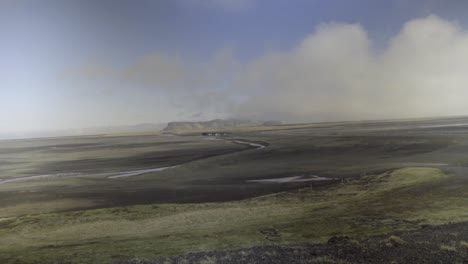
[0, 138, 267, 184]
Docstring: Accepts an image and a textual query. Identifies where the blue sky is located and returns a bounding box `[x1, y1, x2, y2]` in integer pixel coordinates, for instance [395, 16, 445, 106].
[2, 0, 468, 135]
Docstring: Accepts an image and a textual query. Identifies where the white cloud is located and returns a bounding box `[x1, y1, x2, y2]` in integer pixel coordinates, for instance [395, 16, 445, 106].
[233, 15, 468, 122]
[62, 15, 468, 123]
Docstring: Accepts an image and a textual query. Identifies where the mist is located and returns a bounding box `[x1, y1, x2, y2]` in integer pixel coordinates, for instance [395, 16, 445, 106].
[65, 15, 468, 124]
[3, 9, 468, 135]
[233, 15, 468, 122]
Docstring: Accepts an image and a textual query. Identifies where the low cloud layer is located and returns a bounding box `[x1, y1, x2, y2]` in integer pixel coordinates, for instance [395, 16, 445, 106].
[234, 15, 468, 122]
[64, 15, 468, 124]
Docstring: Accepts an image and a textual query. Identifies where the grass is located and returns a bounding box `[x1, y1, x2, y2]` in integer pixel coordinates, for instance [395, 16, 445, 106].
[440, 244, 457, 252]
[0, 198, 99, 217]
[385, 235, 406, 247]
[3, 117, 468, 263]
[459, 241, 468, 249]
[1, 167, 467, 263]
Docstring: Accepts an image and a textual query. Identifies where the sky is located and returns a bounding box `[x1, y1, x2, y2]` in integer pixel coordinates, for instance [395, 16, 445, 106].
[2, 0, 468, 135]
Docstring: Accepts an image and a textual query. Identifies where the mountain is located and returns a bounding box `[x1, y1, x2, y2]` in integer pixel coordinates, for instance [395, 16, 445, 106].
[163, 119, 281, 132]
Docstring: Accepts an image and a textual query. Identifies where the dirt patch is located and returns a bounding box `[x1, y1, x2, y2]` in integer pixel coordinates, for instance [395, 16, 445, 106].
[116, 221, 468, 264]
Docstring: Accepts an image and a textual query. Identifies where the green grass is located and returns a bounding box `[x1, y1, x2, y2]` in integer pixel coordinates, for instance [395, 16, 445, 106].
[2, 167, 467, 263]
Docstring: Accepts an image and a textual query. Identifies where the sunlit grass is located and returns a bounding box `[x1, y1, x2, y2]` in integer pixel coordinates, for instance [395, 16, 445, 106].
[2, 167, 467, 263]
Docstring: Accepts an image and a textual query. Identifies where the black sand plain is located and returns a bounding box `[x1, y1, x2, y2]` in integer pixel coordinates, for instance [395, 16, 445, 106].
[3, 117, 468, 263]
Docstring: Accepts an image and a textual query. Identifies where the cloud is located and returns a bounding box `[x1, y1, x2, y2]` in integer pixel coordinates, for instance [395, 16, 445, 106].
[233, 15, 468, 122]
[62, 15, 468, 123]
[232, 22, 375, 121]
[123, 54, 187, 89]
[122, 48, 240, 91]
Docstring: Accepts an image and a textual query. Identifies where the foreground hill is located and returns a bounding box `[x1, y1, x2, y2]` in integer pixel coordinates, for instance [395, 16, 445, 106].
[118, 221, 468, 264]
[4, 167, 468, 263]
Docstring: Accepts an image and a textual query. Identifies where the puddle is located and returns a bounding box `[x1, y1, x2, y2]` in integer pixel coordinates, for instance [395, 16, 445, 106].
[0, 166, 178, 184]
[107, 166, 177, 179]
[161, 134, 177, 137]
[233, 140, 266, 149]
[203, 137, 223, 141]
[247, 175, 335, 183]
[50, 144, 110, 150]
[0, 173, 82, 184]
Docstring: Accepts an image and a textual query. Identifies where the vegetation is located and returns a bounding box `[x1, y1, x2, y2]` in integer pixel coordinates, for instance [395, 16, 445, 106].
[1, 167, 467, 263]
[3, 118, 468, 263]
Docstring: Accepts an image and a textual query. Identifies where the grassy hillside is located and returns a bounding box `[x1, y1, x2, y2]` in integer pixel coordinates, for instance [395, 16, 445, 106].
[2, 167, 467, 263]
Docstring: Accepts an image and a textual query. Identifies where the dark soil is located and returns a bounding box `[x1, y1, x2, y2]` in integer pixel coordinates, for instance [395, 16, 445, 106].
[117, 221, 468, 264]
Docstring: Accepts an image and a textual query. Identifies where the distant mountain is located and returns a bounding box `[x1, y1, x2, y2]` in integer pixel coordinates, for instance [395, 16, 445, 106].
[0, 120, 283, 140]
[163, 119, 282, 132]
